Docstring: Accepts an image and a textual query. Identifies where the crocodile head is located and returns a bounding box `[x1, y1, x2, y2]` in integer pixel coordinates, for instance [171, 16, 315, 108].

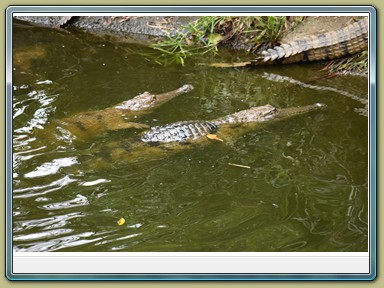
[275, 103, 326, 120]
[114, 84, 194, 112]
[216, 104, 278, 124]
[244, 105, 279, 121]
[213, 103, 326, 125]
[114, 92, 156, 111]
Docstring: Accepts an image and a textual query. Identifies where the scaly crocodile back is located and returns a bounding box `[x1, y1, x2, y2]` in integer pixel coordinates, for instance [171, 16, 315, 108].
[140, 103, 326, 144]
[252, 17, 368, 64]
[141, 121, 218, 143]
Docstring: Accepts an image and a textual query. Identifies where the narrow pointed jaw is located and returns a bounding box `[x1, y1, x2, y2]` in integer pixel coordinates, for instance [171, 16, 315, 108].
[155, 84, 194, 103]
[275, 103, 326, 120]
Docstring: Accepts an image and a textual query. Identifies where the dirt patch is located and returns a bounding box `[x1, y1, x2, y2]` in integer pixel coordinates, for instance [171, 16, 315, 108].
[281, 16, 357, 43]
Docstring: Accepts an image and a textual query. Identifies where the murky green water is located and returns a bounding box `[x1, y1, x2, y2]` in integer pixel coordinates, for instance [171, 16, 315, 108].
[12, 20, 368, 252]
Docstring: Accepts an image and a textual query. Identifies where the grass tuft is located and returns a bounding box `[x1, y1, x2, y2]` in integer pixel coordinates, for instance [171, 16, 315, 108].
[151, 16, 294, 65]
[323, 50, 368, 76]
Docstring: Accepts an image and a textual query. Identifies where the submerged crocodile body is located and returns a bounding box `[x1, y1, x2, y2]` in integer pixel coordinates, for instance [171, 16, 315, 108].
[140, 103, 324, 144]
[93, 103, 325, 166]
[54, 84, 193, 141]
[211, 17, 368, 67]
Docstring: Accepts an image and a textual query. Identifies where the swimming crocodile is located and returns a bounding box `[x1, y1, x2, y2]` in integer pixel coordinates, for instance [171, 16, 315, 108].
[54, 84, 194, 141]
[211, 17, 368, 68]
[140, 103, 324, 144]
[95, 103, 326, 165]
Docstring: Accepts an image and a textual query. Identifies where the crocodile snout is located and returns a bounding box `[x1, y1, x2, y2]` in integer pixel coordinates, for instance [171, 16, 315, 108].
[315, 103, 327, 108]
[180, 84, 194, 93]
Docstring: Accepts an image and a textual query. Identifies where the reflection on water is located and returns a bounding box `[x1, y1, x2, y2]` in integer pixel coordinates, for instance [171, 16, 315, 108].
[12, 19, 369, 252]
[23, 157, 78, 178]
[13, 175, 77, 199]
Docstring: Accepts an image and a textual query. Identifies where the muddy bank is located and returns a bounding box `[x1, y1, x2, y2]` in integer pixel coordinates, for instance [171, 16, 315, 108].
[13, 16, 197, 39]
[13, 15, 368, 75]
[14, 15, 359, 45]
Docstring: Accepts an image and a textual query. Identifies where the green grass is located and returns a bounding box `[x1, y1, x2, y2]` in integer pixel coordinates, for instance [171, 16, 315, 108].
[324, 50, 368, 75]
[151, 16, 290, 65]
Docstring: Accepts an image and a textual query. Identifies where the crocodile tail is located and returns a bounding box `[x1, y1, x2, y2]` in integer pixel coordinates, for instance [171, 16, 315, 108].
[252, 17, 368, 65]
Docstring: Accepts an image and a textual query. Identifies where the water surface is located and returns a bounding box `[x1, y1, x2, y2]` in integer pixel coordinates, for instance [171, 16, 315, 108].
[12, 20, 368, 252]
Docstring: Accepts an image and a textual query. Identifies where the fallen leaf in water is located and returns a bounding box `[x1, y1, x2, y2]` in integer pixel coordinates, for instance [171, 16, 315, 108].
[207, 134, 224, 142]
[117, 217, 126, 226]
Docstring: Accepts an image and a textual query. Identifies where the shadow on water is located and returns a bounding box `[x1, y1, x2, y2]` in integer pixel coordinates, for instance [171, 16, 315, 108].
[12, 19, 368, 252]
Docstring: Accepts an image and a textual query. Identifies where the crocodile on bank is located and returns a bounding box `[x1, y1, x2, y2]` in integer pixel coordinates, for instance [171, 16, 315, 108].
[95, 103, 326, 165]
[210, 17, 368, 68]
[53, 84, 194, 141]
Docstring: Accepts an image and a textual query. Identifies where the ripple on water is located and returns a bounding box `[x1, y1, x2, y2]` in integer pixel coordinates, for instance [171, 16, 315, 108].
[13, 212, 84, 232]
[13, 175, 77, 199]
[13, 228, 73, 242]
[39, 194, 89, 211]
[23, 156, 78, 178]
[13, 232, 100, 252]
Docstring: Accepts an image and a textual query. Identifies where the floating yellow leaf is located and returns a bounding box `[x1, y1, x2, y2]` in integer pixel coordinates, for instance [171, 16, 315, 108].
[117, 217, 125, 226]
[207, 134, 224, 142]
